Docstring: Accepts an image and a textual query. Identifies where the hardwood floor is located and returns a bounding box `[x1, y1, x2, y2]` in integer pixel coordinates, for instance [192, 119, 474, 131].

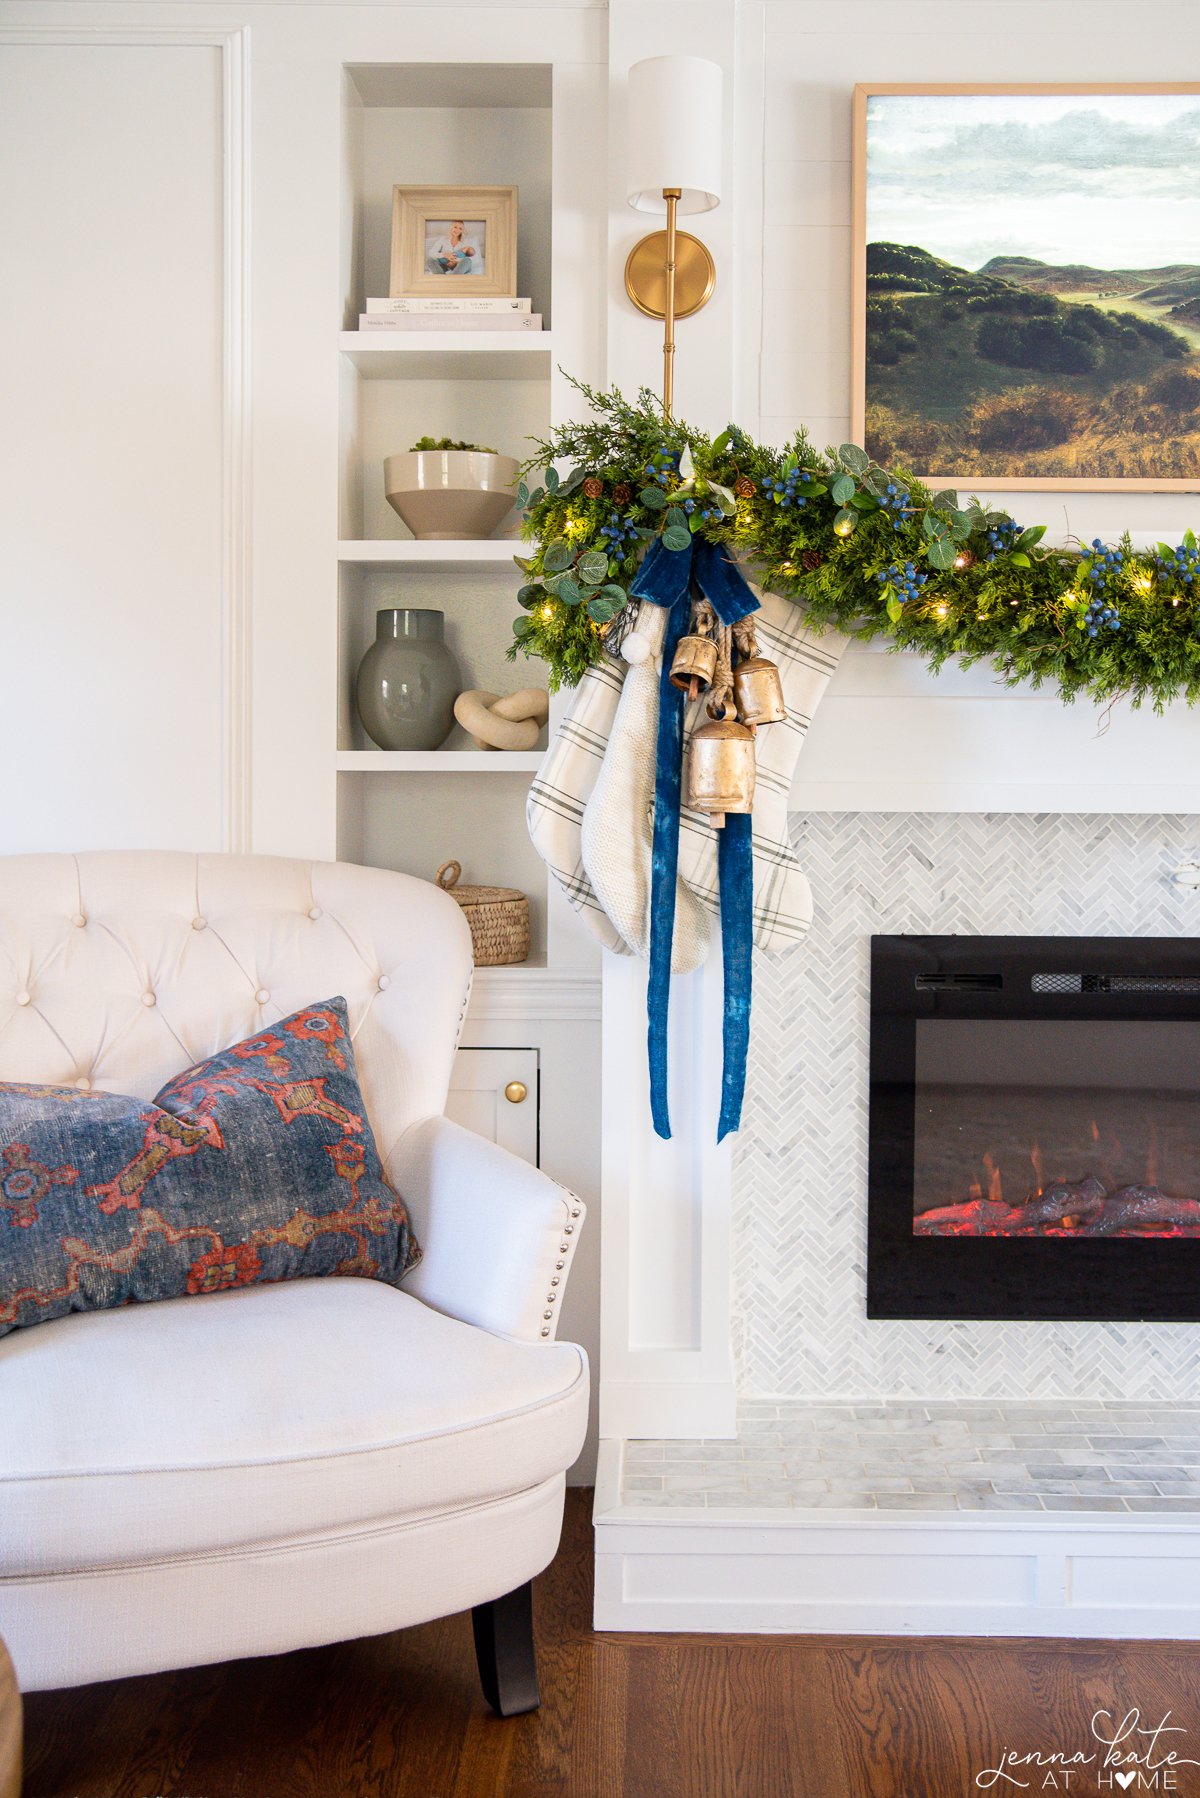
[20, 1489, 1200, 1797]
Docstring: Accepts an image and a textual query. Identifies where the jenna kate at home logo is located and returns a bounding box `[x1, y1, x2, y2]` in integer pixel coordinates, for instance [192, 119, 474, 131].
[976, 1711, 1200, 1791]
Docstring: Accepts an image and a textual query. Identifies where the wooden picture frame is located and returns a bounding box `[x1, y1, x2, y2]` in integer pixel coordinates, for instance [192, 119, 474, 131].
[851, 84, 1200, 491]
[389, 185, 518, 299]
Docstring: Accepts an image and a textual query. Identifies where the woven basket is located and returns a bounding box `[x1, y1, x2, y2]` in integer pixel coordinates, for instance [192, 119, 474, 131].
[435, 860, 529, 966]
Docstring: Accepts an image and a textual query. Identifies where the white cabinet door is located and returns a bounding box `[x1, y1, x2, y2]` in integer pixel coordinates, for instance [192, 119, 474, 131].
[446, 1048, 538, 1163]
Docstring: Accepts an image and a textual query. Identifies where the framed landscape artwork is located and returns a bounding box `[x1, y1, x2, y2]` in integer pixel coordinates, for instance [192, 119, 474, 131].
[852, 85, 1200, 490]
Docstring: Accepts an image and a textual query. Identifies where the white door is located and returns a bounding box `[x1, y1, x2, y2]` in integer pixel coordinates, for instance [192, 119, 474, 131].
[446, 1048, 538, 1162]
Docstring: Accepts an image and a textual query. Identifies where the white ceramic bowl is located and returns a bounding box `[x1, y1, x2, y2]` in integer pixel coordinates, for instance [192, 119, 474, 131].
[383, 449, 519, 541]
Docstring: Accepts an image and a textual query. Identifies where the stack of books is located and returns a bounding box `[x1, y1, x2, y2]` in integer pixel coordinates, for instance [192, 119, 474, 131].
[358, 297, 543, 333]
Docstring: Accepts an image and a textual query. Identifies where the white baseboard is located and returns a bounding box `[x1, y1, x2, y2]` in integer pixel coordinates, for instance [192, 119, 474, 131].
[593, 1441, 1200, 1639]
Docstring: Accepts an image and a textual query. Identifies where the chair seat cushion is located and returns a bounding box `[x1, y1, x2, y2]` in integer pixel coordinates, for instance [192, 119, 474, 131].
[0, 1277, 587, 1576]
[0, 997, 419, 1340]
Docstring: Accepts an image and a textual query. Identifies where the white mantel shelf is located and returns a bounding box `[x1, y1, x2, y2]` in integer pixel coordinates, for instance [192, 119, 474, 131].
[338, 540, 522, 568]
[793, 641, 1200, 814]
[336, 750, 542, 773]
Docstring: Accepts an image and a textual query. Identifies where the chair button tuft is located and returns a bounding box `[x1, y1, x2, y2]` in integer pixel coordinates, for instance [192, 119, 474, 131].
[192, 916, 207, 931]
[255, 988, 270, 1005]
[142, 991, 156, 1008]
[76, 1077, 92, 1092]
[15, 992, 30, 1007]
[377, 974, 391, 992]
[71, 913, 87, 929]
[308, 906, 322, 922]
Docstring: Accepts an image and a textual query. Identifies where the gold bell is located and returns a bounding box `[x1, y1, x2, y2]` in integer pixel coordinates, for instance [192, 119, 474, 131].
[687, 715, 757, 827]
[732, 654, 787, 726]
[669, 633, 719, 696]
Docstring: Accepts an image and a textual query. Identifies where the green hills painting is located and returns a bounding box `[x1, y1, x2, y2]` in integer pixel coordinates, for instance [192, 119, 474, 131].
[858, 91, 1200, 486]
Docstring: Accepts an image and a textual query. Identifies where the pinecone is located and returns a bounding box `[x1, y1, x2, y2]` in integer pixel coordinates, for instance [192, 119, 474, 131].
[801, 550, 824, 572]
[612, 482, 632, 507]
[733, 475, 756, 499]
[582, 476, 604, 500]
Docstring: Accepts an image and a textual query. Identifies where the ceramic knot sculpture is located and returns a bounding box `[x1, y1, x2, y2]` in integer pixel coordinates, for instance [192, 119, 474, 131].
[453, 687, 549, 752]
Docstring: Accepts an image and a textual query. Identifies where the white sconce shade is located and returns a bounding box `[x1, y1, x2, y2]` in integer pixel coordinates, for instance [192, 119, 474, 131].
[626, 55, 723, 215]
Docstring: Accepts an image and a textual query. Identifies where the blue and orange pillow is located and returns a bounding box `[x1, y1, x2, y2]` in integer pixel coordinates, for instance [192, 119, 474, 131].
[0, 996, 419, 1337]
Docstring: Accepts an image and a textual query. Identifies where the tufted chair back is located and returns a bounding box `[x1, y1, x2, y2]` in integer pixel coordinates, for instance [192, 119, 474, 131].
[0, 852, 474, 1173]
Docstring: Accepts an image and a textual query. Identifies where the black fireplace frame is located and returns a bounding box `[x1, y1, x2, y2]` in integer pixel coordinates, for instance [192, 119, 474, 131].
[868, 934, 1200, 1322]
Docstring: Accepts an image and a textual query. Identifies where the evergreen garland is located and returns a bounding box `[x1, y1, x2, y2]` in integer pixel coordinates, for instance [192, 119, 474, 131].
[507, 378, 1200, 710]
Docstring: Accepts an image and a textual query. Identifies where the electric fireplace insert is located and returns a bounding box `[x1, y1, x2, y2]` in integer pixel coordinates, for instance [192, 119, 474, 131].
[867, 936, 1200, 1321]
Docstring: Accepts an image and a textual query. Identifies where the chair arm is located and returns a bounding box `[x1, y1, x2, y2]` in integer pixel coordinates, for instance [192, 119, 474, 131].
[386, 1115, 585, 1343]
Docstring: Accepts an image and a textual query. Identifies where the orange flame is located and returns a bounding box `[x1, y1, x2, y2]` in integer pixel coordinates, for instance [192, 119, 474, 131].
[1030, 1142, 1045, 1196]
[982, 1153, 1004, 1206]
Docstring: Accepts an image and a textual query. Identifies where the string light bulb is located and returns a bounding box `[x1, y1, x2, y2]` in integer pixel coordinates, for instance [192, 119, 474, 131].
[540, 604, 555, 621]
[833, 515, 853, 538]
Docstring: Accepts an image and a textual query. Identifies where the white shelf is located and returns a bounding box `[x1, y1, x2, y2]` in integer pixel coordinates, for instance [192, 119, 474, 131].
[337, 750, 542, 773]
[338, 539, 523, 569]
[340, 332, 553, 381]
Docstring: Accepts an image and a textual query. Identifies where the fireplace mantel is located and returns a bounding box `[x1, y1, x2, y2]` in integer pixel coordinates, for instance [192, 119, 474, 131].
[793, 637, 1200, 814]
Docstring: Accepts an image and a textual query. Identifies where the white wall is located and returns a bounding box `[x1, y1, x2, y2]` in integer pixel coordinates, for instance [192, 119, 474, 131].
[0, 37, 228, 849]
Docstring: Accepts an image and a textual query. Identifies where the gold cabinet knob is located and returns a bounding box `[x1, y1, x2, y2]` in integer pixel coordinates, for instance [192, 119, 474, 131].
[504, 1080, 528, 1105]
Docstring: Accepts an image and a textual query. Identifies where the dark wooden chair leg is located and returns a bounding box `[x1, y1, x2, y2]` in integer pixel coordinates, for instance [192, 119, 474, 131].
[471, 1580, 540, 1717]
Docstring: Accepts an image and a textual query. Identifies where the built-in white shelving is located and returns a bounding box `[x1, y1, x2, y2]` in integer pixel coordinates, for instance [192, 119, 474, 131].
[336, 750, 542, 773]
[337, 539, 522, 568]
[340, 332, 553, 381]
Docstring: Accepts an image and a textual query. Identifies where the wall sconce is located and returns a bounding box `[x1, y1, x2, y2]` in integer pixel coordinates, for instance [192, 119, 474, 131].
[624, 54, 723, 420]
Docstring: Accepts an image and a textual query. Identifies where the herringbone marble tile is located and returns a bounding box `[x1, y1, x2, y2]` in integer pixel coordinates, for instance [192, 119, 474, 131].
[735, 813, 1200, 1400]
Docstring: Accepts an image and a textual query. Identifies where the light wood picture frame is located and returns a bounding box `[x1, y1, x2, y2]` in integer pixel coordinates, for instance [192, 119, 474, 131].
[851, 84, 1200, 491]
[389, 184, 518, 299]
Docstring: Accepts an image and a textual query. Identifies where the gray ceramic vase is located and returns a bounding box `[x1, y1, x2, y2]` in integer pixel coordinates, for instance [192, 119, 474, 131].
[355, 608, 461, 751]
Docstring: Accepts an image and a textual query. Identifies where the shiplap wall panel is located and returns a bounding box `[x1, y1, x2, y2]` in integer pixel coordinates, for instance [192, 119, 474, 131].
[0, 42, 224, 851]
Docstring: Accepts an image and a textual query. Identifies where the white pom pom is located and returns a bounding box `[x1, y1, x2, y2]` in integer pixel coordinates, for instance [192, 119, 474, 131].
[622, 631, 653, 666]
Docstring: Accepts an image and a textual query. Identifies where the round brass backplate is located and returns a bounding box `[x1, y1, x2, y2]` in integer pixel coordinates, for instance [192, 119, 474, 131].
[624, 230, 716, 320]
[504, 1080, 528, 1104]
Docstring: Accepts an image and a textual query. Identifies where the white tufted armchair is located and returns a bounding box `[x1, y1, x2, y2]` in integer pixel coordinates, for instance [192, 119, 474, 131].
[0, 852, 587, 1715]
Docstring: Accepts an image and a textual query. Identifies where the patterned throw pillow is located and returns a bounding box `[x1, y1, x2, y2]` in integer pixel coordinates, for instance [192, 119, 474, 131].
[0, 996, 419, 1338]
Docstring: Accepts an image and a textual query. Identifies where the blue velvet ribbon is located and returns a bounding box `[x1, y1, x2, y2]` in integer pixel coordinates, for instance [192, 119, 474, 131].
[629, 537, 759, 1141]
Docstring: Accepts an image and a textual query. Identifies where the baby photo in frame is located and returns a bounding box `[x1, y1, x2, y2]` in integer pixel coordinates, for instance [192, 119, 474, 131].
[390, 185, 518, 299]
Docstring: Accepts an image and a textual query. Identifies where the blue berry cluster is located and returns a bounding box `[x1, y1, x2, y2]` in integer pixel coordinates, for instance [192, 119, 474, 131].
[881, 483, 915, 530]
[643, 449, 679, 487]
[1083, 540, 1124, 636]
[683, 497, 721, 524]
[876, 562, 928, 604]
[760, 469, 808, 510]
[985, 520, 1021, 563]
[1155, 543, 1200, 589]
[600, 512, 639, 551]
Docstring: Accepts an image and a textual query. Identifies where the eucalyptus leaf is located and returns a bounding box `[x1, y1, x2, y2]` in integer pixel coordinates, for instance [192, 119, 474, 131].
[543, 539, 573, 574]
[587, 593, 620, 624]
[849, 492, 877, 511]
[527, 487, 544, 509]
[640, 486, 669, 510]
[665, 507, 687, 530]
[558, 467, 584, 495]
[513, 616, 533, 638]
[516, 583, 540, 608]
[545, 466, 560, 494]
[838, 444, 869, 474]
[927, 539, 956, 570]
[577, 550, 608, 585]
[599, 584, 627, 605]
[932, 489, 959, 510]
[557, 575, 584, 606]
[516, 482, 529, 508]
[923, 514, 950, 541]
[830, 474, 856, 505]
[833, 506, 855, 533]
[663, 525, 692, 552]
